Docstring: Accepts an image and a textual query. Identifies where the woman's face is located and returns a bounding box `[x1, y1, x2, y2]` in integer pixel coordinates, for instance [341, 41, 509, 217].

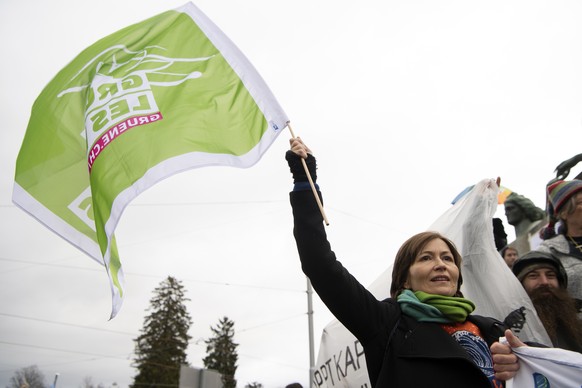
[404, 238, 460, 296]
[562, 192, 582, 232]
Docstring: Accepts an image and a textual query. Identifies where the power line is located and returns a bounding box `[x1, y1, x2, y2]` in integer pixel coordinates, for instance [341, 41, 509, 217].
[0, 199, 286, 209]
[0, 257, 303, 293]
[0, 356, 106, 373]
[237, 313, 306, 333]
[128, 199, 286, 206]
[0, 313, 135, 336]
[0, 310, 307, 338]
[0, 257, 103, 274]
[0, 319, 309, 373]
[0, 340, 127, 360]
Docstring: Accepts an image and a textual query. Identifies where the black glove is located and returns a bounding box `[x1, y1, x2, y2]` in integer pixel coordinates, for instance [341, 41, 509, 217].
[503, 307, 526, 333]
[285, 150, 317, 184]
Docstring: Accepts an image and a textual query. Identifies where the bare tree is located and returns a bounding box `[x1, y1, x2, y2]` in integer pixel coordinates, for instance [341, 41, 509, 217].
[7, 365, 46, 388]
[79, 376, 106, 388]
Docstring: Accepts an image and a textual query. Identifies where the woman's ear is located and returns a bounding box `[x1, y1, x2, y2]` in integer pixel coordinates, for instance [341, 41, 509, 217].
[559, 209, 570, 223]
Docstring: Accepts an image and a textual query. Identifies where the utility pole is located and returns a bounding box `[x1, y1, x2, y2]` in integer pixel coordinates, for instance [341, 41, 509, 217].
[307, 278, 315, 388]
[52, 373, 60, 388]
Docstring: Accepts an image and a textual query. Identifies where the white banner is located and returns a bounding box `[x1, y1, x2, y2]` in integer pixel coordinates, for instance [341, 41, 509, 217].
[502, 338, 582, 388]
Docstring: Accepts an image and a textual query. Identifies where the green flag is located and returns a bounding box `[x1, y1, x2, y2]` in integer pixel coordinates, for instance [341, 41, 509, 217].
[13, 2, 288, 318]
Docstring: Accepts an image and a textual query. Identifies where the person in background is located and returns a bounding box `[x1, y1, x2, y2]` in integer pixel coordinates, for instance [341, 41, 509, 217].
[512, 250, 582, 353]
[493, 218, 508, 251]
[538, 180, 582, 317]
[500, 246, 519, 268]
[285, 384, 303, 388]
[286, 137, 520, 388]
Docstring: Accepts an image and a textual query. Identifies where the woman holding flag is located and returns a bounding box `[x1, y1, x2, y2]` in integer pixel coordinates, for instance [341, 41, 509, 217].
[286, 137, 521, 388]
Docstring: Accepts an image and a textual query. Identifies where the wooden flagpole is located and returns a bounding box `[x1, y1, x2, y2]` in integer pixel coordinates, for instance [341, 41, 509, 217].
[287, 124, 330, 226]
[286, 123, 321, 387]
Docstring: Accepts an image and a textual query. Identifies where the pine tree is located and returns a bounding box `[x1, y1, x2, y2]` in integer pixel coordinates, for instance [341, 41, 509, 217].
[203, 316, 239, 388]
[132, 276, 192, 388]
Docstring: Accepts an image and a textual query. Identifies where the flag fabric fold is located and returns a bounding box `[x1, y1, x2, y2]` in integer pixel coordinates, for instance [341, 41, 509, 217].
[13, 2, 288, 318]
[502, 338, 582, 388]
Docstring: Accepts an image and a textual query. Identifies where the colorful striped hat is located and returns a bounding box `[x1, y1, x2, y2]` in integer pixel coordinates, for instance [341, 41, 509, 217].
[547, 180, 582, 215]
[540, 179, 582, 239]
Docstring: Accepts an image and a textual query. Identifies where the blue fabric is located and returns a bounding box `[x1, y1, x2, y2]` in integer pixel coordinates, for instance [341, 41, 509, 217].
[293, 182, 319, 191]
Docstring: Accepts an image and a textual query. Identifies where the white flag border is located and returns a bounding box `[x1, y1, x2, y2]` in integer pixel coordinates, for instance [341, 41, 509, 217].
[178, 2, 289, 131]
[12, 183, 103, 265]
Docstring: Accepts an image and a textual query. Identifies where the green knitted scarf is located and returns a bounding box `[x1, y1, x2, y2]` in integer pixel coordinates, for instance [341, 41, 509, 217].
[396, 289, 476, 323]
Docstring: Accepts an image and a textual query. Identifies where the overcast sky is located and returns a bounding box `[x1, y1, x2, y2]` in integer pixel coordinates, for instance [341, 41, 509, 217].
[1, 1, 582, 387]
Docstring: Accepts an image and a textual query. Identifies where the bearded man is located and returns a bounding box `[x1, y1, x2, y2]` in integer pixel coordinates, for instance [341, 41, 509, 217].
[512, 250, 582, 353]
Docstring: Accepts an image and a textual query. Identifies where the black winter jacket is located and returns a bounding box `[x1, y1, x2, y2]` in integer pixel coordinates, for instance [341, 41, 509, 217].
[290, 190, 506, 388]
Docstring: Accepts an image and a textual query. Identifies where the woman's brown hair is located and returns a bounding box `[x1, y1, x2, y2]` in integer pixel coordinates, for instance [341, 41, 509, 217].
[390, 231, 464, 298]
[556, 194, 581, 235]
